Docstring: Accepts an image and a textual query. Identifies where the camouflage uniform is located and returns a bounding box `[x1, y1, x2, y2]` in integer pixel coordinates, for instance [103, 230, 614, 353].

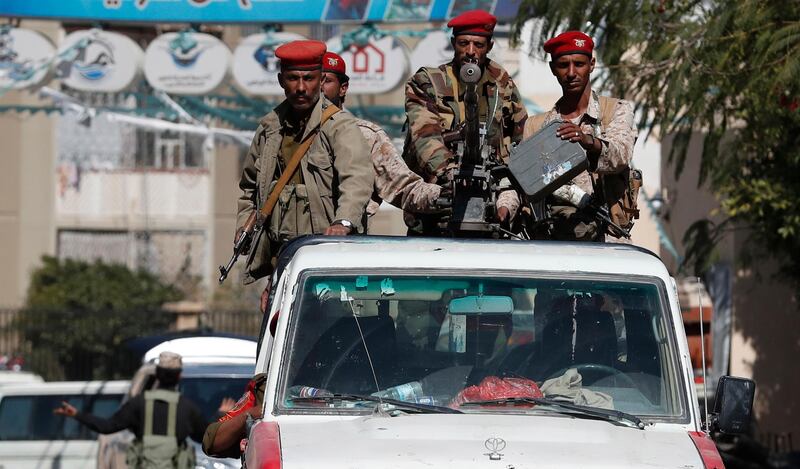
[237, 97, 373, 283]
[353, 117, 441, 218]
[403, 59, 527, 232]
[523, 90, 637, 241]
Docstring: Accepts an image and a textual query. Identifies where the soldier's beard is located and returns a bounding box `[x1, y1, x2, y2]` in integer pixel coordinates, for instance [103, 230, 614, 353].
[327, 94, 343, 107]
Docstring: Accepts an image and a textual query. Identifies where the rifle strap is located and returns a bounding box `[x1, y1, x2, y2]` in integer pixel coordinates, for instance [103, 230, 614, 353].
[598, 96, 619, 130]
[258, 104, 340, 220]
[445, 65, 466, 124]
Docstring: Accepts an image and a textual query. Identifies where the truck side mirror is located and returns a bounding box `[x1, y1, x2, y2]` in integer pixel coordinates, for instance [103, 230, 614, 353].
[711, 376, 755, 434]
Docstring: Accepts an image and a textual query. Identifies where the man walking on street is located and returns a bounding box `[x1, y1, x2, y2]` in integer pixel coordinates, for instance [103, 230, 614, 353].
[523, 31, 639, 242]
[54, 352, 206, 469]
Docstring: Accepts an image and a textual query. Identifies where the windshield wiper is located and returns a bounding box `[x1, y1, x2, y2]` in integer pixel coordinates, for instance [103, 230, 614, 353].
[288, 393, 462, 414]
[459, 396, 645, 429]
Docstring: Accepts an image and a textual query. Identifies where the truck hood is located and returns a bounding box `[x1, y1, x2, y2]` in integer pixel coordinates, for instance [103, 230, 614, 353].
[277, 413, 702, 468]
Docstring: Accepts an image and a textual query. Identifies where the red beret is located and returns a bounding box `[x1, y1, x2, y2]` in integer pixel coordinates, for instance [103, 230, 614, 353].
[544, 31, 594, 58]
[447, 9, 497, 37]
[275, 40, 326, 70]
[322, 52, 347, 77]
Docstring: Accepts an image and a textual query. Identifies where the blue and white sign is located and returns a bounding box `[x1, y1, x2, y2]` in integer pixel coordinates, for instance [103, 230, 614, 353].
[0, 0, 522, 23]
[144, 31, 231, 95]
[326, 35, 409, 94]
[0, 27, 56, 90]
[59, 30, 143, 92]
[232, 32, 305, 96]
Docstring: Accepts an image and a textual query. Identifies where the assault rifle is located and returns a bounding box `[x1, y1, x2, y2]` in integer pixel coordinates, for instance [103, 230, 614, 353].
[218, 211, 258, 284]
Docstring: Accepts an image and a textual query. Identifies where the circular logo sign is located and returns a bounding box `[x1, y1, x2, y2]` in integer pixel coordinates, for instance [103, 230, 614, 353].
[59, 30, 144, 92]
[410, 30, 452, 73]
[325, 35, 409, 95]
[144, 32, 231, 95]
[231, 32, 305, 96]
[0, 27, 56, 90]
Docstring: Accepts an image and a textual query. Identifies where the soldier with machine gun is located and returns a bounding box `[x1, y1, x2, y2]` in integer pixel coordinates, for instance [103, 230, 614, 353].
[403, 9, 528, 237]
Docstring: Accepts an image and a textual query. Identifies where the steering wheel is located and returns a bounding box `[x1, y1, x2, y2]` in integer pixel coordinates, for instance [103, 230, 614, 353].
[320, 336, 371, 391]
[546, 363, 638, 389]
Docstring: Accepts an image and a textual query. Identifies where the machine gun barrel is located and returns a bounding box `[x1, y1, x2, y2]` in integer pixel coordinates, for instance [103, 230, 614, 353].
[460, 63, 482, 166]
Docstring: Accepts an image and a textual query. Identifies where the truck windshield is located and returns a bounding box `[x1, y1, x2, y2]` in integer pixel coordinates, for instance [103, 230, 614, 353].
[278, 274, 685, 420]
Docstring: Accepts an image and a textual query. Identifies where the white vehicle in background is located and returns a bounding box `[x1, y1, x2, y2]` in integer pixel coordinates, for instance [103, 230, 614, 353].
[98, 336, 257, 469]
[0, 380, 129, 469]
[0, 370, 43, 387]
[245, 236, 755, 468]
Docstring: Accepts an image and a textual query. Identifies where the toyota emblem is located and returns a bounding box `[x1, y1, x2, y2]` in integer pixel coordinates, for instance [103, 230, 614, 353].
[484, 437, 506, 460]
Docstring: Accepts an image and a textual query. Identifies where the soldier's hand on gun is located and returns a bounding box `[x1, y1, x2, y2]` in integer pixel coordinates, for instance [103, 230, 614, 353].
[54, 401, 78, 418]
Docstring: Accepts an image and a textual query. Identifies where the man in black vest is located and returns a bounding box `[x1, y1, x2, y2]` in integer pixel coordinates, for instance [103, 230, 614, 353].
[55, 352, 207, 468]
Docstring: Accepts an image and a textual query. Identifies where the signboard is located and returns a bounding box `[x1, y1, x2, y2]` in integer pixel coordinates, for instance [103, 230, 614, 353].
[326, 35, 409, 94]
[144, 32, 231, 95]
[409, 30, 452, 73]
[231, 32, 305, 96]
[59, 30, 143, 92]
[0, 27, 56, 90]
[0, 0, 522, 23]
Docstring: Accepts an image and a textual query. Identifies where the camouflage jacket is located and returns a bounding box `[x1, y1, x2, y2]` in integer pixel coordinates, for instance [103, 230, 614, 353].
[353, 117, 441, 218]
[237, 97, 373, 283]
[404, 59, 527, 180]
[523, 90, 637, 196]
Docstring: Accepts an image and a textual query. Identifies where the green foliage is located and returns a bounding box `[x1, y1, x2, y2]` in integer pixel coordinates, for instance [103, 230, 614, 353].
[17, 256, 182, 380]
[514, 0, 800, 287]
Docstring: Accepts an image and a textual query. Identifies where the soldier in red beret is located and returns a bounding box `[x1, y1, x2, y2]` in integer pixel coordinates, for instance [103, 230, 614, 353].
[524, 31, 639, 242]
[235, 40, 373, 303]
[404, 9, 528, 236]
[319, 52, 443, 229]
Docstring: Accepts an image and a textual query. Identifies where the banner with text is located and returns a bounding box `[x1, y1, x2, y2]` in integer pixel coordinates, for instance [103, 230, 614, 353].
[0, 0, 522, 23]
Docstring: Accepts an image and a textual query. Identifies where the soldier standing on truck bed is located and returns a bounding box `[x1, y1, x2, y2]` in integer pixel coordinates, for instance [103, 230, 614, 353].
[523, 31, 640, 242]
[402, 9, 528, 236]
[319, 51, 443, 227]
[235, 40, 373, 312]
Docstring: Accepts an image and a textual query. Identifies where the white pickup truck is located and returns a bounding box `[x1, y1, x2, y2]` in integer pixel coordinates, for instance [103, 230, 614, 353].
[245, 237, 755, 469]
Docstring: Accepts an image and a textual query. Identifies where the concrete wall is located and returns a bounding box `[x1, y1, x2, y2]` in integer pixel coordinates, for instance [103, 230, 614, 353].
[729, 246, 799, 442]
[660, 132, 799, 442]
[0, 21, 62, 308]
[0, 101, 57, 308]
[210, 141, 244, 290]
[56, 171, 210, 230]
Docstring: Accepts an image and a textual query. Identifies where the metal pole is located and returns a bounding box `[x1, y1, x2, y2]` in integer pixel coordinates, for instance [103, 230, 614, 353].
[697, 276, 710, 432]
